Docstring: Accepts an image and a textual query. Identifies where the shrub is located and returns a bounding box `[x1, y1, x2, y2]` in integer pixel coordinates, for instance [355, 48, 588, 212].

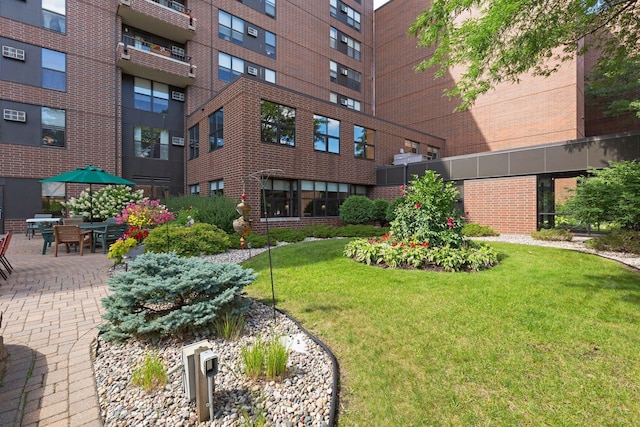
[100, 252, 256, 342]
[107, 237, 138, 264]
[116, 199, 175, 228]
[530, 228, 574, 241]
[301, 225, 340, 239]
[385, 197, 403, 223]
[267, 228, 306, 243]
[132, 352, 167, 392]
[339, 195, 375, 224]
[391, 171, 465, 248]
[584, 229, 640, 254]
[462, 223, 500, 237]
[337, 224, 389, 238]
[63, 185, 144, 221]
[144, 223, 230, 257]
[344, 237, 500, 272]
[228, 232, 269, 249]
[164, 195, 238, 234]
[373, 199, 390, 225]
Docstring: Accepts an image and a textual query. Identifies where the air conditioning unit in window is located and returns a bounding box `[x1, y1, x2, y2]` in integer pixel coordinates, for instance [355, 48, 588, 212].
[2, 45, 25, 61]
[340, 35, 348, 43]
[247, 27, 258, 37]
[3, 109, 26, 122]
[172, 137, 185, 146]
[340, 4, 348, 13]
[247, 66, 258, 76]
[340, 99, 348, 106]
[172, 91, 185, 101]
[341, 68, 348, 75]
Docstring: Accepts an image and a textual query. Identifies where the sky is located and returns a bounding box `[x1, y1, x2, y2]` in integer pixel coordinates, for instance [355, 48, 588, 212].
[374, 0, 391, 9]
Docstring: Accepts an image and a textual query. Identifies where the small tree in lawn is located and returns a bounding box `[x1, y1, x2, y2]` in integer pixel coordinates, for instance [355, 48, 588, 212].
[565, 160, 640, 231]
[391, 171, 464, 248]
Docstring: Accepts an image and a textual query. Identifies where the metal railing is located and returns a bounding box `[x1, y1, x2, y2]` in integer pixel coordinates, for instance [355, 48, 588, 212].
[123, 35, 191, 64]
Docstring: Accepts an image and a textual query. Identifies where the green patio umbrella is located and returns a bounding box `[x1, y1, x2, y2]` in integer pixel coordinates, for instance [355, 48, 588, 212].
[40, 165, 135, 222]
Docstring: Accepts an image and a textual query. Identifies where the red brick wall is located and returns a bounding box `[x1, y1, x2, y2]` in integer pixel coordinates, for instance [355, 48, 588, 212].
[464, 176, 538, 234]
[375, 0, 584, 156]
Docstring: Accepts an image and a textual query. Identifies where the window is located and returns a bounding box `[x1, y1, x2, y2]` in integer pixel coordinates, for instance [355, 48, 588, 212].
[188, 124, 199, 159]
[330, 1, 360, 31]
[134, 126, 169, 159]
[218, 10, 244, 45]
[189, 184, 200, 195]
[42, 49, 66, 91]
[301, 180, 349, 217]
[218, 52, 244, 82]
[134, 77, 169, 113]
[42, 181, 66, 216]
[354, 125, 374, 159]
[265, 68, 276, 84]
[330, 93, 361, 111]
[330, 28, 360, 60]
[209, 108, 224, 151]
[42, 107, 65, 147]
[261, 101, 296, 146]
[265, 0, 276, 17]
[314, 115, 340, 154]
[210, 180, 224, 196]
[43, 0, 66, 33]
[261, 179, 298, 218]
[405, 140, 420, 154]
[265, 31, 276, 58]
[426, 145, 441, 160]
[329, 61, 361, 91]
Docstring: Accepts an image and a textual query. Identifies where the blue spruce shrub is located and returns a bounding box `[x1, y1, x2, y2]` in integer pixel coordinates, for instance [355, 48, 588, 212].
[100, 252, 256, 342]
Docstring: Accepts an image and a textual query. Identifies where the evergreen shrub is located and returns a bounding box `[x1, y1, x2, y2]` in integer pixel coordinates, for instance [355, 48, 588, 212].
[385, 197, 403, 223]
[584, 229, 640, 254]
[373, 199, 390, 225]
[530, 228, 574, 241]
[462, 223, 500, 237]
[100, 252, 256, 342]
[301, 225, 339, 239]
[144, 223, 230, 257]
[228, 232, 269, 249]
[339, 195, 375, 224]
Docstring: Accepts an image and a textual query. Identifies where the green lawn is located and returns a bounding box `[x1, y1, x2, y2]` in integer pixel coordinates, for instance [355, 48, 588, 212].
[242, 239, 640, 426]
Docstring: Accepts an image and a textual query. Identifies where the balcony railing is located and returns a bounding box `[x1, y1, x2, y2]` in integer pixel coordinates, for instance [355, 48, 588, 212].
[123, 35, 191, 64]
[151, 0, 191, 16]
[118, 0, 196, 41]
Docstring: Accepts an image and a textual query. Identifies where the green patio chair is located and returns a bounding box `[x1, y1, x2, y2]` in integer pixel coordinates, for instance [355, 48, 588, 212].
[93, 223, 128, 254]
[38, 222, 55, 255]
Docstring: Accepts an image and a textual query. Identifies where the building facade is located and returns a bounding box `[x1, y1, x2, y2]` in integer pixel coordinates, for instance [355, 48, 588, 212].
[0, 0, 638, 235]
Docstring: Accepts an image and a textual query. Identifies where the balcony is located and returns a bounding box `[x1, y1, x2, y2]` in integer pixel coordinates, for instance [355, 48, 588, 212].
[118, 0, 196, 43]
[118, 37, 196, 88]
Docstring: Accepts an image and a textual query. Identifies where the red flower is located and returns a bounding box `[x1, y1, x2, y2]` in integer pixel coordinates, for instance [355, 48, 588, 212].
[447, 217, 454, 229]
[415, 203, 422, 209]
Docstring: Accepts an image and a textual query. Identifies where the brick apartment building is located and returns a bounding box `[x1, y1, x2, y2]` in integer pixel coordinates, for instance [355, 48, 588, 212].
[0, 0, 638, 235]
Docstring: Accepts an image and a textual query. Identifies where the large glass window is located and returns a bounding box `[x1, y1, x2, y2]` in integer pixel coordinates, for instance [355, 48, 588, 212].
[188, 124, 199, 159]
[209, 108, 224, 151]
[210, 180, 224, 196]
[218, 52, 244, 82]
[265, 31, 276, 58]
[218, 10, 244, 45]
[43, 0, 66, 33]
[41, 107, 65, 147]
[134, 77, 169, 113]
[261, 101, 296, 146]
[354, 125, 375, 160]
[42, 49, 66, 91]
[314, 115, 340, 154]
[301, 180, 349, 217]
[261, 179, 298, 218]
[134, 126, 169, 159]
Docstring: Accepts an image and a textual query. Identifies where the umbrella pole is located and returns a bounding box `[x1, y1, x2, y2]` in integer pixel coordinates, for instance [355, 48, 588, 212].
[89, 184, 93, 223]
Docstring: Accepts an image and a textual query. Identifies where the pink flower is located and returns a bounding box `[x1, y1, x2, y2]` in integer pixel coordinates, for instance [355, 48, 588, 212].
[447, 217, 454, 229]
[415, 203, 421, 209]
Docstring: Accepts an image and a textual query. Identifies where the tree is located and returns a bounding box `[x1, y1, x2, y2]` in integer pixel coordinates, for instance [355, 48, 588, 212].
[565, 160, 640, 231]
[408, 0, 640, 114]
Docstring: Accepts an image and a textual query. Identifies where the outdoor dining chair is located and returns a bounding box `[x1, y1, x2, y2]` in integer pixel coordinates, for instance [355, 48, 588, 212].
[53, 225, 92, 257]
[0, 231, 14, 280]
[38, 222, 56, 255]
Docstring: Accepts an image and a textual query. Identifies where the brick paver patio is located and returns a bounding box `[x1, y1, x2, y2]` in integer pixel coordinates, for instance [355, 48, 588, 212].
[0, 232, 113, 426]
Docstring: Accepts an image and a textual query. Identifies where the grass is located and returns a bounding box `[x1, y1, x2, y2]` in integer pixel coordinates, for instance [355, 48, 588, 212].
[242, 239, 640, 426]
[131, 352, 167, 392]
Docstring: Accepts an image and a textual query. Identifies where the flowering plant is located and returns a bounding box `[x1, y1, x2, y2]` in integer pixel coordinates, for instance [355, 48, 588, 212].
[63, 185, 144, 221]
[116, 199, 175, 228]
[107, 237, 138, 264]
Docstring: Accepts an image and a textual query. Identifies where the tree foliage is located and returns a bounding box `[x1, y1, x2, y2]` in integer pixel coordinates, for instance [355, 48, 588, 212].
[565, 160, 640, 230]
[409, 0, 640, 114]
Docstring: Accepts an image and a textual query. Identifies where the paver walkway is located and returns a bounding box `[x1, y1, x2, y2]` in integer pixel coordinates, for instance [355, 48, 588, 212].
[0, 233, 113, 426]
